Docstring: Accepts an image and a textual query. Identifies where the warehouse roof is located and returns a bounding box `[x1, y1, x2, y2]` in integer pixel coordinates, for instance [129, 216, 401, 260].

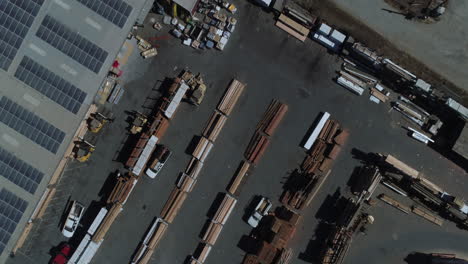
[0, 0, 152, 262]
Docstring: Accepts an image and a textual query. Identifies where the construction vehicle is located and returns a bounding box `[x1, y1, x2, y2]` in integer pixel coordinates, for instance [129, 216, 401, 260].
[74, 140, 95, 162]
[181, 70, 207, 106]
[88, 112, 111, 133]
[130, 112, 148, 134]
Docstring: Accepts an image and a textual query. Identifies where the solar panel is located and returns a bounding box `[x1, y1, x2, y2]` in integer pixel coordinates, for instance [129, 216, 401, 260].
[0, 97, 65, 154]
[36, 15, 108, 73]
[76, 0, 133, 28]
[0, 188, 28, 255]
[15, 57, 87, 114]
[0, 147, 44, 194]
[0, 0, 45, 70]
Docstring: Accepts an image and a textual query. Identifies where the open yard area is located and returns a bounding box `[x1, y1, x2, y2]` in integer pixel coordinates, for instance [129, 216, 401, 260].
[7, 1, 468, 264]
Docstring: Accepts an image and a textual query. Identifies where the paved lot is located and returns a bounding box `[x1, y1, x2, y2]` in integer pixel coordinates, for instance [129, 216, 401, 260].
[7, 1, 468, 264]
[330, 0, 468, 95]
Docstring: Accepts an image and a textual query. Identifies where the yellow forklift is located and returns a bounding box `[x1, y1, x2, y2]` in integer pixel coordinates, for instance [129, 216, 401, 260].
[88, 112, 111, 133]
[180, 70, 206, 106]
[73, 140, 95, 162]
[130, 112, 148, 134]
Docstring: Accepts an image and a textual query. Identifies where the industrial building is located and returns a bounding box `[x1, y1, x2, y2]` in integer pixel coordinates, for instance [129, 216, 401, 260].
[0, 0, 153, 262]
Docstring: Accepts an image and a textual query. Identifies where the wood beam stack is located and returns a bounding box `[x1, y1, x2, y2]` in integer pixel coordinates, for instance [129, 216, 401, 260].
[245, 100, 288, 165]
[160, 188, 188, 224]
[191, 243, 212, 264]
[131, 218, 168, 264]
[149, 112, 169, 140]
[192, 136, 214, 162]
[92, 203, 123, 242]
[177, 173, 197, 193]
[201, 221, 223, 245]
[217, 79, 245, 116]
[227, 161, 251, 196]
[212, 193, 237, 225]
[203, 112, 227, 142]
[107, 174, 139, 205]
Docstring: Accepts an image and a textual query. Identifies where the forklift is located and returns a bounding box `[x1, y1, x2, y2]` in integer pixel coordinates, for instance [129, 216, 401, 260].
[88, 112, 112, 133]
[73, 140, 95, 162]
[180, 70, 206, 106]
[130, 111, 148, 134]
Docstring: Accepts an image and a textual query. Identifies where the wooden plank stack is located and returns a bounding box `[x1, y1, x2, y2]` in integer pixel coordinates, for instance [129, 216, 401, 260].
[185, 157, 204, 180]
[177, 173, 197, 193]
[203, 112, 227, 142]
[192, 136, 214, 162]
[227, 161, 251, 196]
[131, 218, 168, 264]
[201, 221, 223, 245]
[92, 203, 123, 242]
[245, 100, 288, 165]
[160, 188, 188, 224]
[217, 79, 245, 116]
[149, 112, 169, 140]
[191, 243, 212, 264]
[212, 193, 237, 225]
[107, 174, 138, 205]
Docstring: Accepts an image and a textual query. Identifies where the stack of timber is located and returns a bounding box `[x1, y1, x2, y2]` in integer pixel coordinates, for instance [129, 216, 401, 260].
[176, 173, 197, 193]
[92, 203, 123, 243]
[217, 79, 245, 116]
[192, 136, 214, 162]
[160, 188, 188, 223]
[131, 218, 168, 264]
[185, 157, 204, 180]
[125, 133, 151, 168]
[191, 243, 212, 264]
[148, 112, 169, 139]
[245, 100, 288, 165]
[276, 14, 310, 42]
[282, 114, 347, 210]
[203, 111, 227, 142]
[212, 193, 237, 225]
[321, 227, 352, 264]
[227, 161, 251, 196]
[107, 174, 139, 205]
[201, 221, 223, 245]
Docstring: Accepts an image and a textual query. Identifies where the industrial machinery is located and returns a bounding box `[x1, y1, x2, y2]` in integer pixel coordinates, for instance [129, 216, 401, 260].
[74, 140, 96, 162]
[181, 70, 207, 106]
[130, 112, 148, 134]
[88, 112, 111, 133]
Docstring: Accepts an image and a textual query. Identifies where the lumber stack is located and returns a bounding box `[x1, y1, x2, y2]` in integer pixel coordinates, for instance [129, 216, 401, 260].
[160, 188, 188, 223]
[201, 221, 223, 245]
[203, 112, 227, 142]
[213, 193, 237, 225]
[149, 112, 169, 139]
[131, 218, 168, 264]
[107, 174, 138, 205]
[192, 136, 214, 162]
[125, 133, 151, 168]
[245, 100, 288, 165]
[217, 79, 245, 116]
[185, 157, 204, 180]
[191, 243, 212, 264]
[92, 203, 123, 242]
[227, 161, 250, 196]
[177, 173, 197, 193]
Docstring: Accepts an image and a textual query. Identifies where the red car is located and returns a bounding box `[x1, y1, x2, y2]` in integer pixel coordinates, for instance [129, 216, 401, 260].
[51, 243, 71, 264]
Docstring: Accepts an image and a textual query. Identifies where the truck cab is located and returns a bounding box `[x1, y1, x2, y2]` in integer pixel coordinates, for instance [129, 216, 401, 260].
[145, 145, 172, 179]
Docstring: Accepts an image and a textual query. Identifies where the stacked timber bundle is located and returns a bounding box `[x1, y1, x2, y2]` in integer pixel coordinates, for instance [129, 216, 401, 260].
[191, 243, 212, 264]
[212, 193, 237, 225]
[245, 100, 288, 165]
[148, 112, 169, 139]
[227, 161, 251, 196]
[176, 173, 197, 193]
[192, 136, 214, 162]
[217, 79, 245, 116]
[202, 112, 227, 142]
[185, 157, 204, 180]
[160, 188, 188, 223]
[107, 173, 139, 205]
[131, 218, 168, 264]
[201, 221, 223, 245]
[92, 203, 123, 242]
[125, 133, 151, 168]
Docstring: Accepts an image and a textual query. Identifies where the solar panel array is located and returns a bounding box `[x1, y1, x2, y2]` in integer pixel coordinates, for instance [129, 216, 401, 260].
[0, 97, 65, 154]
[15, 57, 87, 114]
[0, 188, 28, 255]
[76, 0, 132, 28]
[36, 15, 108, 73]
[0, 147, 44, 194]
[0, 0, 45, 70]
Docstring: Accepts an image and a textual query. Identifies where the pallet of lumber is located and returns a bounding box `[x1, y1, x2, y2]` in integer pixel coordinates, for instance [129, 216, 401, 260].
[319, 158, 333, 173]
[150, 112, 169, 139]
[242, 254, 260, 264]
[162, 189, 188, 223]
[185, 157, 204, 180]
[160, 189, 181, 221]
[212, 193, 237, 225]
[107, 178, 125, 204]
[201, 221, 223, 245]
[177, 173, 197, 193]
[245, 133, 270, 164]
[92, 203, 123, 242]
[193, 137, 213, 161]
[378, 194, 410, 214]
[227, 161, 250, 196]
[257, 100, 288, 136]
[192, 243, 212, 264]
[412, 205, 443, 226]
[217, 79, 245, 116]
[147, 219, 169, 249]
[202, 111, 227, 142]
[318, 120, 340, 143]
[326, 144, 342, 160]
[131, 218, 168, 264]
[333, 129, 349, 146]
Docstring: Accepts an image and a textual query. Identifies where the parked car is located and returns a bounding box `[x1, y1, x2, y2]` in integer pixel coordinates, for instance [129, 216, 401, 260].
[145, 145, 172, 179]
[62, 201, 84, 238]
[248, 196, 272, 228]
[50, 243, 71, 264]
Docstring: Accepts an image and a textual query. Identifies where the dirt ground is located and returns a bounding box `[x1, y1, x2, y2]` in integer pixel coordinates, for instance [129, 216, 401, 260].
[295, 0, 468, 105]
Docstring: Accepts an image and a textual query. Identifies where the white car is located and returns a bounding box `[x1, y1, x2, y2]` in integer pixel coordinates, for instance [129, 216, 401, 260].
[146, 145, 171, 179]
[248, 197, 272, 228]
[62, 201, 85, 238]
